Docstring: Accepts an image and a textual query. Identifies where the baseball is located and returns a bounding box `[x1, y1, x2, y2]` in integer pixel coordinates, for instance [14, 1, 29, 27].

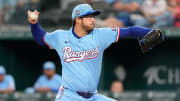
[30, 13, 38, 20]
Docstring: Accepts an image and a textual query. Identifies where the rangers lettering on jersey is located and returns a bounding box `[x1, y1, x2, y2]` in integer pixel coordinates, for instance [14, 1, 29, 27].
[63, 47, 99, 63]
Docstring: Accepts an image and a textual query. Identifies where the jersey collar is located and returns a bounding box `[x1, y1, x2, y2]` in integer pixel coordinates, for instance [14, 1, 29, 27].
[71, 26, 94, 39]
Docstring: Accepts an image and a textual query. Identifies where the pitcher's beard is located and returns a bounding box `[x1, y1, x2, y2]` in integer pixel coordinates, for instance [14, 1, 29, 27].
[86, 24, 95, 33]
[87, 29, 93, 33]
[81, 22, 95, 33]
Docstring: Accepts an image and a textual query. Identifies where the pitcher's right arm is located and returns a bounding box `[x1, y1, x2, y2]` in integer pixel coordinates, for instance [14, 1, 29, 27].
[27, 10, 47, 46]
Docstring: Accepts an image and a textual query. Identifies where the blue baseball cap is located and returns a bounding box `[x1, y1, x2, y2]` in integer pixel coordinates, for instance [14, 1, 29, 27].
[43, 61, 55, 70]
[0, 66, 6, 75]
[72, 4, 100, 20]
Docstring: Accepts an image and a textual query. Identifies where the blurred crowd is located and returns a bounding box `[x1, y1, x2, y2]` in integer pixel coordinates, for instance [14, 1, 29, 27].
[103, 0, 180, 28]
[0, 0, 180, 28]
[0, 0, 40, 24]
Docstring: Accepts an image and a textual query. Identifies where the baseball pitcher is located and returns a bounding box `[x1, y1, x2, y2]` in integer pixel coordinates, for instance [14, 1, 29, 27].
[27, 4, 163, 101]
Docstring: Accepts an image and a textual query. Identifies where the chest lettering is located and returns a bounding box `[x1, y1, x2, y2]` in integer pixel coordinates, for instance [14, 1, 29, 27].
[63, 47, 99, 63]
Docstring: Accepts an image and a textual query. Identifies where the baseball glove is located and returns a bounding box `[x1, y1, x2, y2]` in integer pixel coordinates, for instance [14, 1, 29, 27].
[138, 29, 164, 53]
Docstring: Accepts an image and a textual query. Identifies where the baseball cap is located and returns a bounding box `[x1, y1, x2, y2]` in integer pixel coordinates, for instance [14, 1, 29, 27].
[0, 66, 6, 75]
[43, 61, 55, 70]
[72, 4, 100, 20]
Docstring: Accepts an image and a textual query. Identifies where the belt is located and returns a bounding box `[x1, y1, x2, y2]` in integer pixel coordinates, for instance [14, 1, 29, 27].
[63, 86, 93, 99]
[77, 91, 93, 99]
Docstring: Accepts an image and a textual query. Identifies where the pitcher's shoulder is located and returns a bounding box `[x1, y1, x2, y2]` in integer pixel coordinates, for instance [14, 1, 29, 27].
[48, 29, 70, 37]
[93, 27, 111, 32]
[54, 29, 68, 34]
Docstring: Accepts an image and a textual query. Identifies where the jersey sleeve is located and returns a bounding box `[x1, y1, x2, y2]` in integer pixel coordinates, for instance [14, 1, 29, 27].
[51, 75, 62, 90]
[95, 27, 120, 49]
[6, 75, 15, 90]
[43, 30, 63, 49]
[34, 76, 43, 89]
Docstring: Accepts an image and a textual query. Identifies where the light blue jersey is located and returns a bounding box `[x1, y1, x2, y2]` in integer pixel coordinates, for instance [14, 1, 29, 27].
[34, 74, 62, 90]
[0, 75, 15, 90]
[44, 27, 120, 93]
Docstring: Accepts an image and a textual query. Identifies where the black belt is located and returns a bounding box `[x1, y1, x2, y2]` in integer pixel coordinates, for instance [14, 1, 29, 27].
[63, 87, 93, 98]
[77, 91, 93, 98]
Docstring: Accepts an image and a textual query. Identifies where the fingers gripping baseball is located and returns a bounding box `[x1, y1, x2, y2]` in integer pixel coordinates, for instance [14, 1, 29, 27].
[27, 10, 40, 24]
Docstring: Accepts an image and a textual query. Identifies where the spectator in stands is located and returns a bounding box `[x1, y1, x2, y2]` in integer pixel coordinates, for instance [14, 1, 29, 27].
[110, 80, 123, 93]
[104, 0, 143, 27]
[0, 0, 16, 24]
[133, 0, 174, 28]
[34, 61, 62, 93]
[0, 66, 15, 93]
[167, 0, 180, 28]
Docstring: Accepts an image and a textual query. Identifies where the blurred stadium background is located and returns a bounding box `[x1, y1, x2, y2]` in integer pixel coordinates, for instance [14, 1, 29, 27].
[0, 0, 180, 101]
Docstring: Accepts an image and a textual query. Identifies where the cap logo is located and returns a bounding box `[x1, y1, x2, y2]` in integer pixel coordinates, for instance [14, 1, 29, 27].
[75, 10, 80, 15]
